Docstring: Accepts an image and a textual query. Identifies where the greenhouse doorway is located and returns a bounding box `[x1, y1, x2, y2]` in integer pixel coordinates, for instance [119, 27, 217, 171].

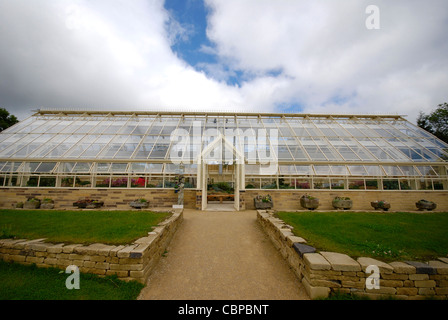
[206, 164, 235, 211]
[198, 133, 245, 211]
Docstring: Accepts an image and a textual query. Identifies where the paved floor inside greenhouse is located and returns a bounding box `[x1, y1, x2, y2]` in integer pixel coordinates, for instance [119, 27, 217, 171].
[138, 208, 309, 300]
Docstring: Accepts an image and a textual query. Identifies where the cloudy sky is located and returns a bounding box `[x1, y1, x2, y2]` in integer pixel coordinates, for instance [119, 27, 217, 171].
[0, 0, 447, 122]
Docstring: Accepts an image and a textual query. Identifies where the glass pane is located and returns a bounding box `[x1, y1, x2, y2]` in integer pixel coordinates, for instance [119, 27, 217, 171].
[294, 179, 311, 189]
[349, 179, 365, 190]
[313, 178, 330, 189]
[314, 165, 331, 175]
[348, 165, 368, 176]
[330, 179, 345, 189]
[331, 165, 349, 175]
[399, 166, 420, 176]
[296, 165, 314, 175]
[35, 162, 57, 173]
[383, 179, 399, 190]
[382, 166, 403, 176]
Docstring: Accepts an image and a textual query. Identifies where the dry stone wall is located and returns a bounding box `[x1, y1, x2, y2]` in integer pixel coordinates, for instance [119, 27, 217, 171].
[0, 209, 183, 284]
[257, 209, 448, 300]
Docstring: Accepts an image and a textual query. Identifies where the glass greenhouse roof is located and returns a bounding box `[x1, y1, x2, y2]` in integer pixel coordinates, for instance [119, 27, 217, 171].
[0, 110, 447, 165]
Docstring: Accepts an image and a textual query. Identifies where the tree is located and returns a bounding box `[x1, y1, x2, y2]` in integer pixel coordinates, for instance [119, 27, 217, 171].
[417, 103, 448, 143]
[0, 108, 19, 132]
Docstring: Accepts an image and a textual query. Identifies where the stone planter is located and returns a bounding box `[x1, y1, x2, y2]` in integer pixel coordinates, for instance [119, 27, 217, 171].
[40, 202, 55, 209]
[332, 199, 353, 210]
[300, 196, 319, 210]
[416, 200, 436, 211]
[254, 200, 273, 209]
[23, 200, 41, 209]
[254, 195, 273, 209]
[371, 201, 391, 211]
[130, 201, 149, 209]
[73, 200, 104, 209]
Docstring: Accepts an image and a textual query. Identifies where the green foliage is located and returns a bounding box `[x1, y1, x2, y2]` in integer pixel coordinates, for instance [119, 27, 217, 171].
[0, 261, 144, 300]
[0, 209, 171, 245]
[276, 211, 448, 262]
[417, 102, 448, 143]
[0, 108, 19, 132]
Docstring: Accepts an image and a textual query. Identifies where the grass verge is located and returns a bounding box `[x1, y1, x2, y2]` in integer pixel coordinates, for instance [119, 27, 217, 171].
[0, 209, 171, 245]
[0, 260, 144, 300]
[276, 211, 448, 262]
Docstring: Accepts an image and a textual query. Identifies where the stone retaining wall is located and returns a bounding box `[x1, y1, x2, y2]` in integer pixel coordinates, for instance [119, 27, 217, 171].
[0, 209, 183, 284]
[257, 209, 448, 300]
[0, 187, 197, 210]
[246, 190, 448, 212]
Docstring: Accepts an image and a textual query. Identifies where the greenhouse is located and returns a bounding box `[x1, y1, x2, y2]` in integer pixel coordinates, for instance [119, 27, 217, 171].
[0, 109, 447, 211]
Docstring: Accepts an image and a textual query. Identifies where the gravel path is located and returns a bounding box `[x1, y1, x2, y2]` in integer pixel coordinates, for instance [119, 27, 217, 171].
[138, 209, 309, 300]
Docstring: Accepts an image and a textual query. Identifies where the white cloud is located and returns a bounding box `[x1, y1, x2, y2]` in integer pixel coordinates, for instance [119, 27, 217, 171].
[0, 0, 447, 123]
[204, 0, 448, 122]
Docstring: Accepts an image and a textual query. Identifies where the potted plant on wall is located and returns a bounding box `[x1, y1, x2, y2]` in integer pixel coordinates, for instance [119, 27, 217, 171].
[129, 198, 149, 209]
[300, 194, 319, 210]
[73, 198, 104, 209]
[415, 199, 436, 211]
[332, 196, 353, 210]
[23, 197, 41, 209]
[371, 200, 391, 211]
[254, 195, 273, 209]
[40, 198, 54, 209]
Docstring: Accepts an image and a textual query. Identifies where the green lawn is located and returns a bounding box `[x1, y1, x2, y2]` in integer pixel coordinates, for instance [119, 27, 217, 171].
[276, 211, 448, 262]
[0, 260, 144, 300]
[0, 209, 171, 245]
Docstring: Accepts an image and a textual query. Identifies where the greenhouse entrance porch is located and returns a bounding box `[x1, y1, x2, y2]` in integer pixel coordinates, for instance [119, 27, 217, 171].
[206, 164, 235, 211]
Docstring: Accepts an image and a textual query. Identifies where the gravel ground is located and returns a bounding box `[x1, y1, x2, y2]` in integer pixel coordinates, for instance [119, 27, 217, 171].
[138, 209, 309, 300]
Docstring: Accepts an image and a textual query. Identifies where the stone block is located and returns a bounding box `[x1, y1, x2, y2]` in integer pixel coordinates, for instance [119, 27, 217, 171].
[396, 287, 418, 296]
[438, 257, 448, 264]
[341, 280, 364, 289]
[418, 288, 435, 295]
[63, 244, 83, 254]
[366, 287, 397, 295]
[306, 278, 341, 288]
[380, 279, 403, 288]
[428, 260, 448, 274]
[90, 255, 107, 262]
[134, 234, 157, 245]
[381, 273, 409, 280]
[109, 245, 126, 257]
[321, 251, 361, 272]
[286, 235, 307, 247]
[129, 243, 151, 259]
[303, 253, 331, 271]
[106, 270, 129, 277]
[409, 274, 429, 281]
[10, 255, 26, 263]
[405, 261, 436, 275]
[18, 239, 47, 250]
[414, 280, 436, 288]
[47, 244, 65, 254]
[1, 239, 28, 249]
[292, 243, 316, 257]
[357, 257, 393, 274]
[435, 287, 448, 295]
[96, 245, 116, 257]
[27, 242, 52, 252]
[83, 261, 96, 268]
[95, 262, 110, 270]
[302, 277, 330, 299]
[117, 245, 138, 258]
